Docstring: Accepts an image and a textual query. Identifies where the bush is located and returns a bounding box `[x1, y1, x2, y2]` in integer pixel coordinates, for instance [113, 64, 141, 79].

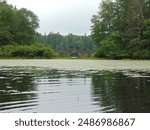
[94, 39, 130, 59]
[0, 43, 54, 58]
[132, 50, 150, 59]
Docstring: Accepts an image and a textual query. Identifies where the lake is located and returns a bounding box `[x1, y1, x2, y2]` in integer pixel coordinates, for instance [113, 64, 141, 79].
[0, 59, 150, 113]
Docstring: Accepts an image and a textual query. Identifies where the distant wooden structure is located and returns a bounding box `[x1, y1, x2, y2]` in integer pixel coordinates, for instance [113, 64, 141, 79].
[59, 49, 91, 57]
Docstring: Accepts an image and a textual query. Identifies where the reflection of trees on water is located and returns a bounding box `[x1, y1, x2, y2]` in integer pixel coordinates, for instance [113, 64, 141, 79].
[92, 71, 150, 113]
[0, 69, 38, 111]
[1, 68, 150, 113]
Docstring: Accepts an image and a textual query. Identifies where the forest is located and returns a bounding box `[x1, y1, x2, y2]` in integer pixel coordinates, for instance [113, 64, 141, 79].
[91, 0, 150, 59]
[0, 0, 54, 58]
[35, 33, 94, 57]
[0, 0, 94, 58]
[0, 0, 150, 59]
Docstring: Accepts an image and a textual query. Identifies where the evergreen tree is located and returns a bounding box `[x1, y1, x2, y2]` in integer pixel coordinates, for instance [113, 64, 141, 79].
[0, 1, 39, 45]
[91, 0, 150, 59]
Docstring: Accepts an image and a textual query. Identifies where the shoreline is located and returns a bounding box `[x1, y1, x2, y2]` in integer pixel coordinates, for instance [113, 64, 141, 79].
[0, 57, 149, 60]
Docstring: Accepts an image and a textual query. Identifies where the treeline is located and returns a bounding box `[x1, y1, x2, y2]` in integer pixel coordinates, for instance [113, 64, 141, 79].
[35, 32, 94, 57]
[0, 0, 54, 58]
[91, 0, 150, 59]
[0, 0, 94, 58]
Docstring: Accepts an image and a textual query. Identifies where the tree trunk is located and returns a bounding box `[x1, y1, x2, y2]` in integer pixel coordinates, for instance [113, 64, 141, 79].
[127, 0, 144, 50]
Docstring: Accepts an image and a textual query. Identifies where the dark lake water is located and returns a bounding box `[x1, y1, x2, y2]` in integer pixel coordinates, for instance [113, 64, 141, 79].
[0, 66, 150, 113]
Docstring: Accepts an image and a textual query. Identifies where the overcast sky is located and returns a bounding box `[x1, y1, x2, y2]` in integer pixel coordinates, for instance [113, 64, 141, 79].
[7, 0, 101, 35]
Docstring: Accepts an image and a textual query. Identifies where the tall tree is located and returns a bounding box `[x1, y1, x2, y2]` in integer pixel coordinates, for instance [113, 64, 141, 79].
[91, 0, 149, 59]
[13, 8, 39, 44]
[0, 1, 14, 44]
[0, 1, 39, 45]
[125, 0, 144, 50]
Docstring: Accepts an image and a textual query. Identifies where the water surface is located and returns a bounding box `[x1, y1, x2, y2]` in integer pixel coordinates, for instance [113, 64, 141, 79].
[0, 60, 150, 113]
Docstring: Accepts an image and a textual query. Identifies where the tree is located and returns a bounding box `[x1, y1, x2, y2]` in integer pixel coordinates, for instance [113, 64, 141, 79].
[91, 0, 127, 58]
[91, 0, 116, 45]
[0, 1, 14, 44]
[91, 0, 149, 59]
[13, 8, 39, 44]
[0, 2, 39, 45]
[125, 0, 144, 50]
[35, 32, 94, 56]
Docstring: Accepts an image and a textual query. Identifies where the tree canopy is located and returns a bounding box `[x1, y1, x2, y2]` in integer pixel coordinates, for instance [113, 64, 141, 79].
[0, 1, 54, 58]
[0, 1, 94, 58]
[91, 0, 150, 59]
[35, 32, 94, 57]
[0, 1, 39, 45]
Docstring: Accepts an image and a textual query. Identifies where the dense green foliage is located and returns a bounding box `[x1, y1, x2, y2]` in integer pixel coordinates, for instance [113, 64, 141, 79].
[0, 1, 94, 58]
[0, 1, 39, 44]
[35, 32, 94, 57]
[0, 1, 54, 58]
[91, 0, 150, 59]
[0, 43, 54, 58]
[1, 0, 149, 59]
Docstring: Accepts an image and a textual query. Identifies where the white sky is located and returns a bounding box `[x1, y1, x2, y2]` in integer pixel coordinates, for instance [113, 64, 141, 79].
[7, 0, 101, 35]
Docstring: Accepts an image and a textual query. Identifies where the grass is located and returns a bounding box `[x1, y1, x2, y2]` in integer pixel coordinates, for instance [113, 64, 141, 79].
[52, 56, 103, 60]
[0, 56, 147, 60]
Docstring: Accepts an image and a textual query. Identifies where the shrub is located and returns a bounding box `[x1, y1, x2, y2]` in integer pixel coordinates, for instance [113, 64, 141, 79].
[0, 43, 54, 58]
